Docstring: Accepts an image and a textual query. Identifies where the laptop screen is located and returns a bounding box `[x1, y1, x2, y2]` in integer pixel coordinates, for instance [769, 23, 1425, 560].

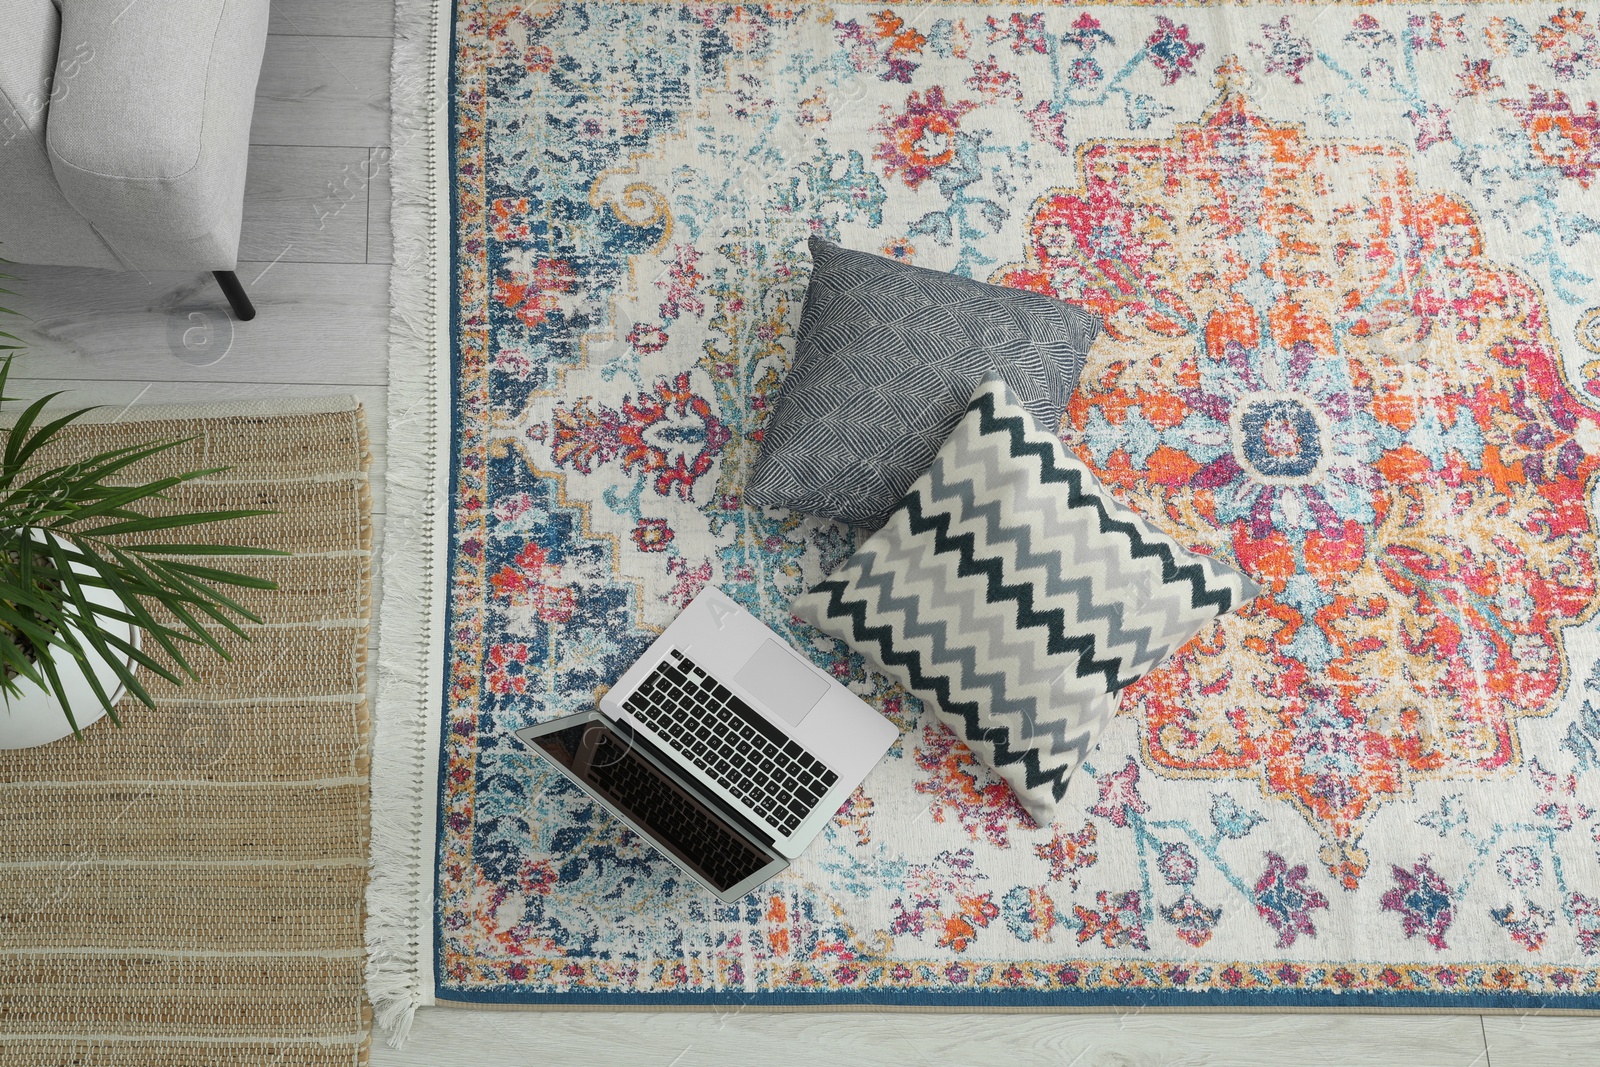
[526, 717, 776, 893]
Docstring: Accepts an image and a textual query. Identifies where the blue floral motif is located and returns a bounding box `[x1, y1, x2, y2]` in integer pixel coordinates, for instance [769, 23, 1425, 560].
[1001, 885, 1058, 942]
[1381, 859, 1457, 949]
[1157, 842, 1200, 886]
[1253, 853, 1330, 948]
[1176, 339, 1398, 541]
[1161, 892, 1223, 947]
[1209, 794, 1267, 839]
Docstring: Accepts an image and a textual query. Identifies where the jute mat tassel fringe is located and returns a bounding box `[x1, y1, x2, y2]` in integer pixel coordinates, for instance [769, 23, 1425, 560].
[0, 403, 373, 1066]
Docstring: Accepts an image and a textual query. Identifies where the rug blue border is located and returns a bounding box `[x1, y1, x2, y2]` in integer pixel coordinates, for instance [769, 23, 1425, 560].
[436, 986, 1600, 1011]
[433, 0, 467, 1010]
[428, 0, 1600, 1013]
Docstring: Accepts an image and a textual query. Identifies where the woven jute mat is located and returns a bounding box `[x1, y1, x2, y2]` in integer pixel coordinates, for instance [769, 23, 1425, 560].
[0, 403, 372, 1067]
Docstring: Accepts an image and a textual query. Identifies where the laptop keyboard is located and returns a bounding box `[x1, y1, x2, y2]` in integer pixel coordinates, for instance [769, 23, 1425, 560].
[622, 648, 839, 836]
[585, 737, 769, 892]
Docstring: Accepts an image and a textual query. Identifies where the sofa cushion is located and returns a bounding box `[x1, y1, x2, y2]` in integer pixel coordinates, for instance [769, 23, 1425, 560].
[745, 238, 1100, 528]
[792, 376, 1261, 824]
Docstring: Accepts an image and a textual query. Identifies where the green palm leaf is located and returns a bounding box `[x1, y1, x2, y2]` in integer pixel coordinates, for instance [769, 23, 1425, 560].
[0, 340, 286, 737]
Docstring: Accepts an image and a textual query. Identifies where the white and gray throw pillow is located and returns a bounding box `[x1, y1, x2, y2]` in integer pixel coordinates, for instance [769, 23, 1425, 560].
[792, 376, 1261, 825]
[746, 238, 1101, 528]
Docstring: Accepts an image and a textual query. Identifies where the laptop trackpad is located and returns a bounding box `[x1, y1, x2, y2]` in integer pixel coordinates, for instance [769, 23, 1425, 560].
[735, 640, 829, 727]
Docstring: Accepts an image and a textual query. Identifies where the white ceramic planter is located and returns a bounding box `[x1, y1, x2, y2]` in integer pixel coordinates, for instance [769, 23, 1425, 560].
[0, 579, 139, 750]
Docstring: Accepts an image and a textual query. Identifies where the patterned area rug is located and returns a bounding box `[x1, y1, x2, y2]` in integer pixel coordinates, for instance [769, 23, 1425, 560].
[402, 0, 1600, 1014]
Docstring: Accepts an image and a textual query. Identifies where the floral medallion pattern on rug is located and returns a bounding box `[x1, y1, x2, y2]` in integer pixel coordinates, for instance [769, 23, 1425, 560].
[995, 59, 1600, 891]
[440, 2, 1600, 1008]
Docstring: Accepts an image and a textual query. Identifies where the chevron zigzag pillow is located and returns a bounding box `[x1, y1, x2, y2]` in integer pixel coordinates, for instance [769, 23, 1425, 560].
[792, 376, 1261, 825]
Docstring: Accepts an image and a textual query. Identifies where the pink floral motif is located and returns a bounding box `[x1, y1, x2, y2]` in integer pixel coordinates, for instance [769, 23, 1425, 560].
[485, 643, 531, 695]
[915, 723, 1033, 845]
[1068, 57, 1103, 88]
[1157, 841, 1199, 886]
[1407, 12, 1468, 51]
[835, 11, 925, 84]
[1089, 759, 1148, 828]
[890, 849, 1000, 953]
[655, 245, 705, 321]
[490, 492, 535, 527]
[985, 13, 1047, 55]
[1455, 58, 1503, 97]
[1496, 847, 1542, 888]
[1346, 14, 1394, 50]
[966, 56, 1021, 103]
[1145, 17, 1205, 86]
[873, 87, 977, 189]
[1252, 16, 1314, 83]
[663, 555, 712, 609]
[630, 517, 674, 552]
[1500, 90, 1600, 187]
[1571, 892, 1600, 955]
[1253, 853, 1329, 948]
[1381, 859, 1456, 949]
[832, 788, 874, 846]
[1406, 102, 1455, 151]
[1062, 12, 1113, 54]
[1024, 101, 1073, 155]
[626, 323, 668, 353]
[493, 347, 535, 380]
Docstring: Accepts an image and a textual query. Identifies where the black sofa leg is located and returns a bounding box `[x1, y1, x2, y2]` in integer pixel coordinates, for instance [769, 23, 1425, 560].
[213, 270, 257, 321]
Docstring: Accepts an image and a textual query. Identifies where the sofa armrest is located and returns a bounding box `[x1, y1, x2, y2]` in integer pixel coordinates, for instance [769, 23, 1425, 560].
[1, 0, 67, 153]
[46, 0, 269, 270]
[0, 0, 120, 268]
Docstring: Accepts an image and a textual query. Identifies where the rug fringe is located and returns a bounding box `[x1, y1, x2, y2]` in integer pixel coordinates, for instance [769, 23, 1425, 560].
[366, 0, 452, 1049]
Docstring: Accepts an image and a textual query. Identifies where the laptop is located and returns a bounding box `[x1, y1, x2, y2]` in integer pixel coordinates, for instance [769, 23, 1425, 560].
[512, 585, 898, 902]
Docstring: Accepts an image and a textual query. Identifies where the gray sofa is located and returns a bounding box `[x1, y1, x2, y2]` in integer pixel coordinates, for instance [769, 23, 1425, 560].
[0, 0, 270, 319]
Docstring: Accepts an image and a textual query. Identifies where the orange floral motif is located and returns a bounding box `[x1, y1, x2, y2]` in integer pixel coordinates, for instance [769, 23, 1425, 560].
[1533, 6, 1599, 80]
[490, 198, 534, 242]
[890, 848, 999, 954]
[914, 722, 1033, 846]
[1500, 89, 1600, 187]
[494, 258, 578, 331]
[873, 87, 977, 187]
[490, 543, 577, 623]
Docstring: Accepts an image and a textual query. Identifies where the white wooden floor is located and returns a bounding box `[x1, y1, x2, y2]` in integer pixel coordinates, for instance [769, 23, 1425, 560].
[5, 3, 1594, 1064]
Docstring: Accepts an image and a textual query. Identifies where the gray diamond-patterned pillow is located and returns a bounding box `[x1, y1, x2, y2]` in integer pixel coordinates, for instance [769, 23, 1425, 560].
[745, 238, 1102, 528]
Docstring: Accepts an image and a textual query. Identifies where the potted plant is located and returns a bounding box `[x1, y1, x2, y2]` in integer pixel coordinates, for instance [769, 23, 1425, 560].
[0, 300, 281, 747]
